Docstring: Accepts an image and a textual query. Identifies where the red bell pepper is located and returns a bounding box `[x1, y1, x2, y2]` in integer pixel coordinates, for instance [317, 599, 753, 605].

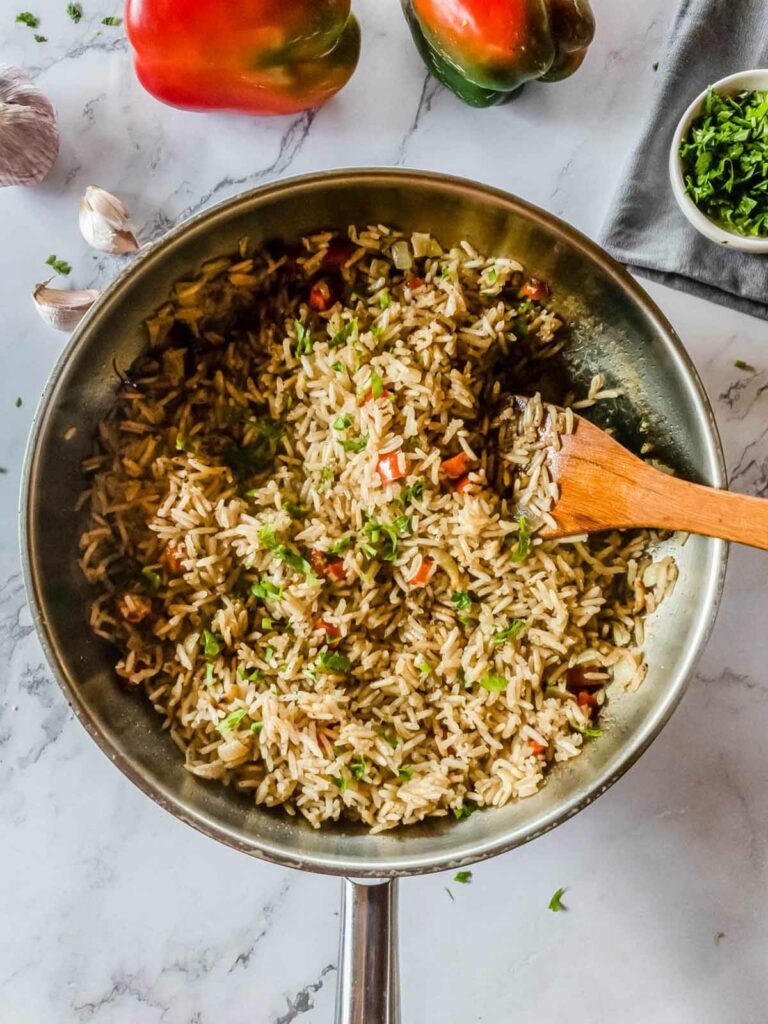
[125, 0, 361, 117]
[401, 0, 595, 108]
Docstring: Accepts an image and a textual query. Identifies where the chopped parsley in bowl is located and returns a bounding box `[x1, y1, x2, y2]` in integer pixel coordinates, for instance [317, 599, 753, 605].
[669, 69, 768, 253]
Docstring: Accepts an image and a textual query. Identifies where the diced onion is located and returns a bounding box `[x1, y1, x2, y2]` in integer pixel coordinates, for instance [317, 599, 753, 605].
[392, 240, 413, 270]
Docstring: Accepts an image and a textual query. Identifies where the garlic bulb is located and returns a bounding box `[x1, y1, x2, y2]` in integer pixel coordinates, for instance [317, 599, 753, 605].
[79, 185, 139, 254]
[0, 65, 59, 187]
[33, 282, 99, 332]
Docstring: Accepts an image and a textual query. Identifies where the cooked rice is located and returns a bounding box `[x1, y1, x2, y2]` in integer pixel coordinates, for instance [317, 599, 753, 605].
[79, 226, 676, 832]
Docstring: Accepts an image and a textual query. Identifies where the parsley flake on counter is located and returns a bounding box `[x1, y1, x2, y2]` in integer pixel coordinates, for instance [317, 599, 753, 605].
[66, 2, 82, 22]
[734, 359, 755, 371]
[680, 88, 768, 237]
[548, 887, 566, 912]
[34, 33, 46, 41]
[454, 871, 472, 884]
[101, 14, 121, 25]
[16, 11, 39, 27]
[15, 397, 22, 407]
[45, 254, 71, 275]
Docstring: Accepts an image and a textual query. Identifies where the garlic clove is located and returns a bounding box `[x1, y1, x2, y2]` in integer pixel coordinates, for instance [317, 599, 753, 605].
[79, 185, 139, 254]
[0, 65, 59, 187]
[33, 282, 99, 332]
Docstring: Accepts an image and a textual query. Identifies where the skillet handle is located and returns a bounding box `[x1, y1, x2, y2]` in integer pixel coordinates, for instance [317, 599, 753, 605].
[335, 877, 400, 1024]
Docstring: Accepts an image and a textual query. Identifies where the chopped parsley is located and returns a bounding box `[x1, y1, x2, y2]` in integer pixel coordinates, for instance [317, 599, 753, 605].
[101, 14, 121, 24]
[251, 578, 283, 600]
[349, 756, 366, 780]
[331, 361, 344, 373]
[398, 766, 413, 782]
[201, 629, 222, 658]
[217, 709, 247, 733]
[571, 722, 603, 738]
[317, 650, 351, 673]
[376, 728, 398, 749]
[333, 414, 352, 430]
[45, 254, 71, 275]
[294, 319, 313, 357]
[416, 659, 431, 675]
[250, 720, 264, 733]
[34, 32, 46, 41]
[454, 871, 472, 884]
[261, 617, 273, 630]
[141, 567, 161, 591]
[734, 359, 755, 371]
[452, 801, 476, 821]
[328, 534, 353, 556]
[333, 775, 351, 791]
[401, 478, 424, 506]
[329, 319, 357, 348]
[486, 267, 498, 283]
[379, 289, 390, 309]
[339, 435, 368, 453]
[66, 2, 82, 22]
[493, 619, 525, 645]
[451, 591, 472, 611]
[320, 467, 334, 481]
[237, 667, 263, 682]
[264, 645, 275, 663]
[258, 522, 278, 549]
[205, 663, 214, 685]
[16, 11, 39, 27]
[273, 544, 313, 578]
[283, 499, 309, 520]
[393, 514, 412, 535]
[680, 88, 768, 237]
[548, 887, 566, 912]
[15, 398, 22, 408]
[361, 518, 400, 561]
[479, 675, 508, 693]
[510, 515, 531, 562]
[369, 370, 384, 398]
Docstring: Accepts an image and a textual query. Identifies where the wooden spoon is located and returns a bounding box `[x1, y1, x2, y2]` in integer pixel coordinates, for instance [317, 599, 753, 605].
[512, 396, 766, 548]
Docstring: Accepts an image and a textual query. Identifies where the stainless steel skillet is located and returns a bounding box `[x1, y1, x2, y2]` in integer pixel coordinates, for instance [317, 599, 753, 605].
[21, 169, 727, 1022]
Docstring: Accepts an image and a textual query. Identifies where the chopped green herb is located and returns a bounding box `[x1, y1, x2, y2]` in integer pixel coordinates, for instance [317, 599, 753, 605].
[440, 265, 451, 278]
[101, 14, 121, 24]
[320, 467, 334, 481]
[328, 534, 353, 556]
[258, 522, 278, 549]
[451, 591, 472, 611]
[141, 567, 161, 591]
[571, 722, 603, 738]
[261, 617, 273, 630]
[734, 359, 755, 371]
[393, 514, 412, 535]
[329, 319, 357, 348]
[376, 727, 398, 749]
[680, 88, 768, 237]
[317, 650, 351, 673]
[652, 60, 659, 71]
[493, 619, 525, 645]
[45, 254, 71, 275]
[333, 775, 350, 791]
[237, 667, 263, 682]
[223, 419, 284, 483]
[416, 659, 431, 675]
[548, 887, 566, 912]
[331, 361, 344, 373]
[205, 663, 214, 685]
[452, 801, 476, 821]
[339, 435, 368, 453]
[510, 515, 531, 562]
[454, 871, 472, 884]
[401, 478, 424, 506]
[361, 518, 399, 561]
[398, 766, 413, 782]
[0, 467, 7, 474]
[379, 289, 390, 309]
[371, 324, 385, 339]
[485, 267, 498, 283]
[333, 414, 352, 430]
[175, 436, 188, 451]
[264, 645, 275, 663]
[251, 578, 283, 601]
[201, 629, 222, 658]
[66, 2, 82, 22]
[16, 11, 39, 27]
[272, 543, 313, 578]
[479, 674, 508, 693]
[250, 720, 264, 733]
[15, 398, 22, 408]
[294, 319, 313, 357]
[349, 756, 366, 780]
[283, 499, 309, 520]
[458, 614, 474, 627]
[34, 32, 46, 41]
[217, 709, 247, 733]
[369, 371, 384, 398]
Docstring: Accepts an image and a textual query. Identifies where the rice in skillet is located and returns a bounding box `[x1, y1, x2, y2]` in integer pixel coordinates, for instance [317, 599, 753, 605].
[79, 226, 676, 831]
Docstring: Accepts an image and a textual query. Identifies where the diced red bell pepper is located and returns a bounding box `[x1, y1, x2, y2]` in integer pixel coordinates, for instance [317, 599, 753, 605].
[309, 280, 334, 312]
[441, 451, 470, 479]
[454, 474, 472, 494]
[314, 619, 342, 641]
[529, 740, 547, 755]
[577, 690, 598, 708]
[164, 540, 184, 573]
[326, 560, 347, 581]
[126, 0, 361, 117]
[520, 278, 550, 301]
[117, 593, 152, 624]
[362, 388, 391, 405]
[309, 548, 328, 575]
[407, 277, 425, 290]
[408, 557, 434, 587]
[377, 450, 407, 484]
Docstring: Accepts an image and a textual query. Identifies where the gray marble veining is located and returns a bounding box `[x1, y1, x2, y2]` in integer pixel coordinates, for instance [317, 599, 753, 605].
[1, 1, 767, 1020]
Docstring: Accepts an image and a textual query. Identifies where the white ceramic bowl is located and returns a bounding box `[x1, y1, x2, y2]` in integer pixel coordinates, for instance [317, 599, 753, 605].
[669, 68, 768, 253]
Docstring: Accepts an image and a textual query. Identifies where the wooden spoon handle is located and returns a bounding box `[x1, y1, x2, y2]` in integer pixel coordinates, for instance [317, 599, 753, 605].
[627, 469, 768, 549]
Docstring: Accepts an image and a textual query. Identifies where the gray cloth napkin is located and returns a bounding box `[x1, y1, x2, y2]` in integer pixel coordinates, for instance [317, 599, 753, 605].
[600, 0, 768, 320]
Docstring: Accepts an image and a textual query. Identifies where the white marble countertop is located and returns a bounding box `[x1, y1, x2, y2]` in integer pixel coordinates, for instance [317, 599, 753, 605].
[2, 2, 767, 1021]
